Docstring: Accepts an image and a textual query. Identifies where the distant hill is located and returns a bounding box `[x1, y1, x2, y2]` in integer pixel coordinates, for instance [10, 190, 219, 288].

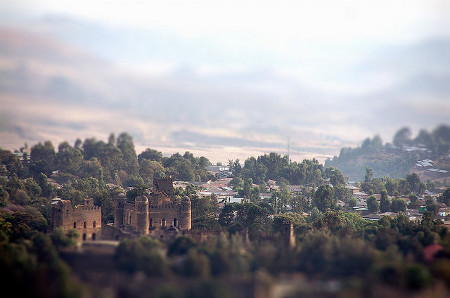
[325, 125, 450, 181]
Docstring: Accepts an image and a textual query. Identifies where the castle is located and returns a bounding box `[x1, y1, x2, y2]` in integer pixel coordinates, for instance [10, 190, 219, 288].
[113, 177, 191, 240]
[51, 198, 102, 241]
[50, 177, 295, 246]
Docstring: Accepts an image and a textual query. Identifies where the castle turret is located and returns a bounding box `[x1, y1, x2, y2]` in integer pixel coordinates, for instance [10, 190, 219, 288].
[114, 193, 127, 227]
[135, 195, 149, 234]
[281, 221, 295, 248]
[153, 177, 174, 197]
[51, 199, 71, 229]
[180, 196, 192, 230]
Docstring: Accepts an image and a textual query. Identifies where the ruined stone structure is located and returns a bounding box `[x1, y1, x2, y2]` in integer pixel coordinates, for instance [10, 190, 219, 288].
[51, 198, 102, 241]
[113, 177, 191, 239]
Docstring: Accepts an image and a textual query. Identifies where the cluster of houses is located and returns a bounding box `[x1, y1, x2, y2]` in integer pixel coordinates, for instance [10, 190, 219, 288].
[415, 159, 449, 174]
[345, 183, 450, 228]
[188, 166, 450, 229]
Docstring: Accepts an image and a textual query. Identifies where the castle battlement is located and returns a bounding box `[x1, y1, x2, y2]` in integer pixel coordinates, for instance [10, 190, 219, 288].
[75, 206, 101, 211]
[149, 202, 181, 209]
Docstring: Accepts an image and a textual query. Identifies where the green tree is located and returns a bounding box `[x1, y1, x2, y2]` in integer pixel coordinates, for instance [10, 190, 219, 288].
[385, 178, 399, 196]
[312, 185, 335, 213]
[348, 197, 357, 208]
[380, 190, 391, 213]
[366, 195, 379, 213]
[138, 148, 163, 163]
[24, 178, 42, 200]
[139, 159, 165, 184]
[191, 195, 220, 230]
[393, 127, 412, 147]
[168, 235, 197, 256]
[114, 236, 166, 277]
[391, 198, 407, 213]
[425, 198, 439, 218]
[406, 173, 425, 196]
[334, 185, 353, 202]
[409, 193, 419, 209]
[30, 141, 56, 177]
[117, 132, 139, 176]
[55, 142, 84, 175]
[0, 186, 10, 207]
[0, 149, 23, 178]
[325, 167, 346, 186]
[440, 188, 450, 206]
[364, 166, 373, 182]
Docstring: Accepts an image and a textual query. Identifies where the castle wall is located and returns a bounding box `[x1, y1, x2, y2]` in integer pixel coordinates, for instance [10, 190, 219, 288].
[149, 203, 184, 229]
[123, 203, 137, 227]
[52, 199, 102, 241]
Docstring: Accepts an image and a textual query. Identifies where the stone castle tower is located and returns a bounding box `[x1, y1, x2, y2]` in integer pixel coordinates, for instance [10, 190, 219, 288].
[114, 177, 191, 236]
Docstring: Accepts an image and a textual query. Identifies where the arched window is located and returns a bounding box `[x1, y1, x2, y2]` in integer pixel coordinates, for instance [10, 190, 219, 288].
[84, 221, 87, 228]
[93, 221, 96, 228]
[150, 218, 153, 227]
[162, 218, 166, 227]
[82, 233, 86, 241]
[73, 222, 77, 228]
[92, 233, 96, 240]
[174, 218, 177, 227]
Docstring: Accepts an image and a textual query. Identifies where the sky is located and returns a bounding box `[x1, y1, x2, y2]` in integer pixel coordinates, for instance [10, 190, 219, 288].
[1, 0, 449, 163]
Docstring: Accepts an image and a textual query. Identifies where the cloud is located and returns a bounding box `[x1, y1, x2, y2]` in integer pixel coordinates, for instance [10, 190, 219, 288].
[0, 16, 449, 164]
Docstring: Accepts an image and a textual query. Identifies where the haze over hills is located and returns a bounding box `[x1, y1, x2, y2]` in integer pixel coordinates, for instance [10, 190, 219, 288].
[1, 14, 450, 163]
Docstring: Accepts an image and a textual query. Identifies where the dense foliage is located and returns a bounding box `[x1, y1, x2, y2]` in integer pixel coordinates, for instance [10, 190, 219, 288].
[2, 131, 450, 296]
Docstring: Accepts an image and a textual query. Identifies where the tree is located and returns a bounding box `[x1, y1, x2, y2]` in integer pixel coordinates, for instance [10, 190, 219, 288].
[364, 166, 373, 182]
[334, 185, 353, 202]
[366, 195, 379, 213]
[218, 203, 237, 229]
[325, 167, 346, 186]
[409, 194, 419, 209]
[139, 159, 165, 184]
[115, 236, 166, 277]
[0, 149, 23, 178]
[385, 178, 398, 196]
[167, 235, 197, 256]
[138, 148, 163, 163]
[55, 142, 84, 175]
[191, 195, 220, 230]
[425, 198, 439, 218]
[30, 141, 56, 177]
[117, 132, 139, 176]
[440, 188, 450, 206]
[0, 185, 10, 207]
[380, 190, 390, 212]
[391, 198, 407, 213]
[312, 185, 335, 213]
[406, 173, 425, 196]
[393, 127, 411, 147]
[291, 194, 309, 213]
[348, 197, 357, 208]
[24, 178, 42, 200]
[35, 173, 56, 198]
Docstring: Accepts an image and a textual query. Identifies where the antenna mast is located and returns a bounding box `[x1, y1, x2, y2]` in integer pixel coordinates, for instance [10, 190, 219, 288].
[287, 136, 290, 163]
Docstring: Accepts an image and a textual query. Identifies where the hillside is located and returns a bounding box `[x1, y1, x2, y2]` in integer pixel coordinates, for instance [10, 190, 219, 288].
[325, 125, 450, 182]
